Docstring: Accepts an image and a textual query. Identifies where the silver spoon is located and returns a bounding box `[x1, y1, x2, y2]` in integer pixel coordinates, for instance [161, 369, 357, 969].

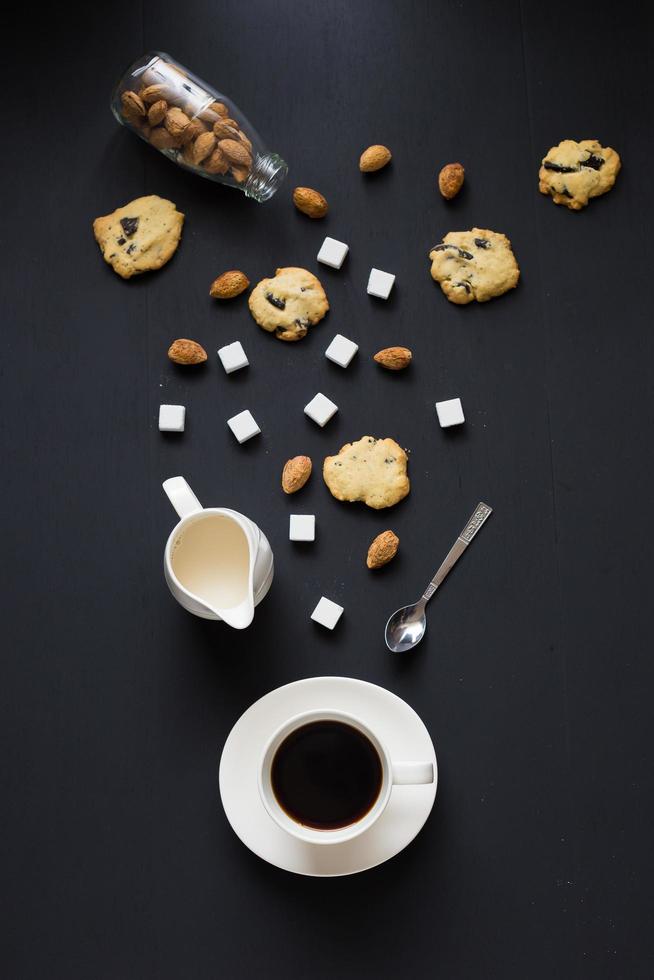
[385, 502, 493, 653]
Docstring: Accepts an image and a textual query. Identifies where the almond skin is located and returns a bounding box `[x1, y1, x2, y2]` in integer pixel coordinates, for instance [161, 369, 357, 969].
[281, 456, 313, 494]
[182, 118, 208, 144]
[203, 147, 229, 175]
[121, 90, 146, 123]
[438, 162, 465, 199]
[213, 119, 240, 140]
[209, 101, 229, 117]
[367, 530, 399, 569]
[147, 99, 168, 126]
[168, 339, 208, 365]
[238, 131, 253, 152]
[164, 106, 191, 140]
[191, 131, 217, 164]
[231, 165, 250, 183]
[373, 346, 412, 370]
[293, 187, 329, 218]
[181, 140, 196, 166]
[139, 83, 176, 104]
[218, 138, 252, 167]
[209, 270, 250, 299]
[359, 144, 392, 172]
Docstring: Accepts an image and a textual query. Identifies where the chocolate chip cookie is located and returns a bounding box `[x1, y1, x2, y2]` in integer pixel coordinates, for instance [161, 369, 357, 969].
[93, 195, 184, 279]
[248, 267, 329, 341]
[323, 436, 410, 510]
[538, 139, 621, 210]
[428, 228, 520, 305]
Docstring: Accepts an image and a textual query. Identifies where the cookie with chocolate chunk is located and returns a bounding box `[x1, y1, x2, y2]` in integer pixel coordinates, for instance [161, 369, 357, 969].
[248, 267, 329, 341]
[93, 195, 184, 279]
[428, 228, 519, 304]
[323, 436, 410, 510]
[539, 139, 621, 210]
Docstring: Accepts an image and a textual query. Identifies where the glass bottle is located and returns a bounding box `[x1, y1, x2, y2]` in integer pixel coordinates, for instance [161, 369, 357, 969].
[111, 52, 288, 203]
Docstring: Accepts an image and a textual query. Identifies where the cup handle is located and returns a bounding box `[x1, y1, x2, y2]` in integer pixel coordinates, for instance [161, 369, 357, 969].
[391, 762, 434, 785]
[162, 477, 203, 519]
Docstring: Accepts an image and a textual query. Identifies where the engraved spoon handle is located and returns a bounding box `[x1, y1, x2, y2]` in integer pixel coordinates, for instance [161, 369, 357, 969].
[419, 502, 493, 605]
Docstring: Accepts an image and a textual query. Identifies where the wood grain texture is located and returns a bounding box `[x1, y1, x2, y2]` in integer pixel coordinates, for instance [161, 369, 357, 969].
[1, 1, 653, 977]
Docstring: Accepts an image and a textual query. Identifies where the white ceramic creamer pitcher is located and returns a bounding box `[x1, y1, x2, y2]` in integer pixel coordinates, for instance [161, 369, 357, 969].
[162, 477, 274, 628]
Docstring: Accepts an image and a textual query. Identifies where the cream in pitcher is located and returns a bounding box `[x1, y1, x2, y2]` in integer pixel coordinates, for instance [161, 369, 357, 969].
[162, 477, 273, 628]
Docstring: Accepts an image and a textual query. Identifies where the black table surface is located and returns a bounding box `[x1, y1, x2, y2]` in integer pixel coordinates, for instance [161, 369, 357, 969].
[2, 1, 653, 977]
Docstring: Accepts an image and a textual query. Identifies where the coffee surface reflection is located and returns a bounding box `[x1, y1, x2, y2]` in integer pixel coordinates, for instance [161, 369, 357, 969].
[271, 720, 383, 830]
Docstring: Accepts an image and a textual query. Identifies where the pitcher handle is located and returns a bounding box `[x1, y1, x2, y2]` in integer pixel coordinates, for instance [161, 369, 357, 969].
[162, 477, 203, 519]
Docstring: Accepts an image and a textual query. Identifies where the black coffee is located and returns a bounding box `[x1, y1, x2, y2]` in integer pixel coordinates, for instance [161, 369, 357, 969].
[271, 720, 383, 830]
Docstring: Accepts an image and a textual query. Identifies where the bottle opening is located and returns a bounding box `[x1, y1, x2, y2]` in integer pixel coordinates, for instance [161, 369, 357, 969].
[245, 153, 288, 203]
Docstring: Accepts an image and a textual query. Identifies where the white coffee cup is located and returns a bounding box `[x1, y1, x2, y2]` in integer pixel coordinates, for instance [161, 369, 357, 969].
[258, 709, 434, 845]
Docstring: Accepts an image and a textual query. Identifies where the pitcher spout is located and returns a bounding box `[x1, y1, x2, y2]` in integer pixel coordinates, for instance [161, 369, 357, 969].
[214, 594, 255, 630]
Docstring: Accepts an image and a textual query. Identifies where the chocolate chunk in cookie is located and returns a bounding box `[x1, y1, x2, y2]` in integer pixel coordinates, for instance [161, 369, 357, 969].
[93, 195, 184, 279]
[428, 228, 519, 305]
[248, 267, 329, 341]
[323, 436, 410, 510]
[539, 139, 621, 210]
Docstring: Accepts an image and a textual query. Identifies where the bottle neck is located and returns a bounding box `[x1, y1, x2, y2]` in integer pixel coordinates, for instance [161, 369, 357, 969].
[244, 153, 288, 202]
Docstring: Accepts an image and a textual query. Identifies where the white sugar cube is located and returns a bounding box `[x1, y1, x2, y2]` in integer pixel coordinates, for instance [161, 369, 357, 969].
[218, 341, 249, 374]
[317, 236, 349, 269]
[304, 392, 338, 427]
[367, 268, 395, 299]
[159, 404, 185, 432]
[436, 398, 465, 428]
[289, 514, 315, 542]
[325, 334, 359, 368]
[311, 596, 344, 630]
[227, 409, 260, 443]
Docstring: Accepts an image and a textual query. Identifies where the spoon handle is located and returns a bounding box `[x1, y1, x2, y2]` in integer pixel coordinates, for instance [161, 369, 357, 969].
[420, 502, 493, 604]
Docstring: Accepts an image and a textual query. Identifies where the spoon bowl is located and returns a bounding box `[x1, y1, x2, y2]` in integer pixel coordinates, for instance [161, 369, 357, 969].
[385, 604, 427, 653]
[383, 502, 493, 654]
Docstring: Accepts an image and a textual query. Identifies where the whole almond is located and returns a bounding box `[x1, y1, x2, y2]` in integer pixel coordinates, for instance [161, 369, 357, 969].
[149, 126, 181, 150]
[209, 270, 250, 299]
[210, 101, 229, 117]
[231, 165, 250, 183]
[147, 99, 168, 126]
[238, 130, 253, 152]
[281, 456, 313, 494]
[139, 83, 175, 104]
[366, 530, 399, 569]
[218, 138, 252, 167]
[191, 131, 217, 164]
[373, 346, 412, 370]
[438, 162, 465, 199]
[359, 144, 392, 172]
[164, 106, 191, 140]
[213, 119, 240, 140]
[121, 90, 146, 122]
[167, 339, 208, 365]
[292, 187, 329, 219]
[203, 147, 229, 175]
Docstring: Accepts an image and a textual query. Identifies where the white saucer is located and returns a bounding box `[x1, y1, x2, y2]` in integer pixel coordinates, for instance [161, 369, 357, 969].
[218, 676, 438, 877]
